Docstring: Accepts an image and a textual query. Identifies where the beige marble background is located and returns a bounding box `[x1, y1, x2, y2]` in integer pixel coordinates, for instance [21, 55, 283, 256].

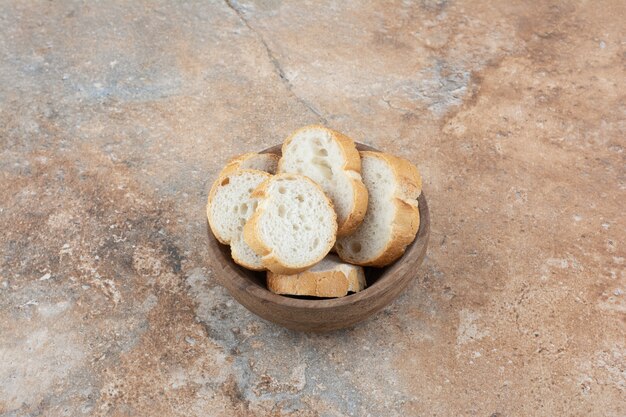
[0, 1, 624, 416]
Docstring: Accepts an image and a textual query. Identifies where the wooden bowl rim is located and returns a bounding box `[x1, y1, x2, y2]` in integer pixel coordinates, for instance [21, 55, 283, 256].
[211, 142, 430, 310]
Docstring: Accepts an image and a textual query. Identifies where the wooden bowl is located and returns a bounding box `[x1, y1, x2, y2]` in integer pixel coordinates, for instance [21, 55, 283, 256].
[207, 143, 430, 332]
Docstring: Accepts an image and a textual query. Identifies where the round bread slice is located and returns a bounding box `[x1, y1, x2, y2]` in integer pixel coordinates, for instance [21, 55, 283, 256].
[206, 169, 271, 270]
[267, 254, 366, 298]
[219, 152, 279, 177]
[243, 173, 337, 274]
[336, 151, 422, 267]
[278, 125, 368, 237]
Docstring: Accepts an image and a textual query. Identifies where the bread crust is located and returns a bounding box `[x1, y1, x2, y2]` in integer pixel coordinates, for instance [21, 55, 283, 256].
[278, 125, 368, 237]
[230, 236, 265, 271]
[341, 174, 369, 237]
[337, 151, 422, 267]
[243, 173, 337, 274]
[207, 174, 233, 245]
[231, 252, 264, 270]
[267, 262, 366, 298]
[219, 152, 279, 178]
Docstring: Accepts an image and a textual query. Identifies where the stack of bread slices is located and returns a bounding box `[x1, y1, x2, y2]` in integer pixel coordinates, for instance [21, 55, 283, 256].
[207, 125, 422, 298]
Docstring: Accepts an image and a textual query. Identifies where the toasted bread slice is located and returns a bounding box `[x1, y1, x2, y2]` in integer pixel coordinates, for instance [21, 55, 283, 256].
[206, 169, 270, 270]
[219, 152, 279, 177]
[267, 254, 366, 298]
[336, 151, 422, 267]
[278, 125, 368, 237]
[243, 173, 337, 274]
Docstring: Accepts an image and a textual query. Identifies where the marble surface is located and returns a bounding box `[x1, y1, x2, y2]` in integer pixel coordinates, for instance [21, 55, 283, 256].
[1, 1, 624, 416]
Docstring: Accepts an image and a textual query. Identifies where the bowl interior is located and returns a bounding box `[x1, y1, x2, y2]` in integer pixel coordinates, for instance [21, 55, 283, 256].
[211, 142, 429, 306]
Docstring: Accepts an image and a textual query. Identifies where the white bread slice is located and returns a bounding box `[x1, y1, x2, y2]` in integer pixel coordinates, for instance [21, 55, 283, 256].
[278, 125, 368, 237]
[206, 169, 270, 270]
[243, 173, 337, 274]
[267, 254, 366, 298]
[219, 152, 279, 177]
[336, 151, 422, 267]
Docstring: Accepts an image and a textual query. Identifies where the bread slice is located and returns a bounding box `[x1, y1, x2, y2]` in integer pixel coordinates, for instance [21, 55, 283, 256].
[267, 254, 366, 298]
[206, 169, 270, 270]
[243, 173, 337, 274]
[219, 152, 279, 177]
[336, 151, 422, 267]
[278, 125, 368, 237]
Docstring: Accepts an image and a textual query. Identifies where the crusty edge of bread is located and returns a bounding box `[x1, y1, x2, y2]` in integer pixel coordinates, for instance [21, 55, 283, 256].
[219, 152, 279, 178]
[207, 176, 232, 245]
[230, 238, 265, 271]
[243, 173, 338, 275]
[340, 174, 369, 237]
[266, 264, 366, 298]
[339, 151, 422, 267]
[206, 168, 271, 245]
[278, 125, 368, 237]
[332, 128, 369, 236]
[231, 252, 265, 271]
